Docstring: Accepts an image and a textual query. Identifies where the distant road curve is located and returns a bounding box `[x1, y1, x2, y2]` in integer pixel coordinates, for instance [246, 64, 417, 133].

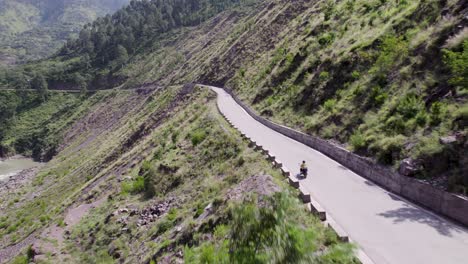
[0, 88, 87, 93]
[206, 85, 468, 264]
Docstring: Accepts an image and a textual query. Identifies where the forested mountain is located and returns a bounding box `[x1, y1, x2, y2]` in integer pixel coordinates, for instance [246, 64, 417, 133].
[0, 0, 130, 65]
[0, 0, 252, 90]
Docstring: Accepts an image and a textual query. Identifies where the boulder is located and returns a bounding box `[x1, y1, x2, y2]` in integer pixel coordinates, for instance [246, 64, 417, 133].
[399, 158, 422, 177]
[118, 208, 129, 214]
[439, 136, 457, 145]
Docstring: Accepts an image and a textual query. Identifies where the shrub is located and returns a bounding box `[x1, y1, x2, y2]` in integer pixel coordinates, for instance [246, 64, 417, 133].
[371, 135, 406, 165]
[7, 223, 18, 233]
[324, 1, 335, 21]
[154, 219, 173, 237]
[371, 35, 408, 74]
[238, 67, 246, 77]
[345, 0, 355, 12]
[396, 93, 424, 119]
[229, 193, 319, 263]
[184, 193, 350, 263]
[369, 86, 388, 107]
[321, 124, 339, 139]
[39, 215, 49, 223]
[429, 101, 447, 125]
[144, 176, 156, 199]
[11, 256, 28, 264]
[412, 134, 444, 158]
[318, 33, 335, 46]
[167, 208, 178, 223]
[121, 176, 145, 194]
[452, 104, 468, 129]
[349, 131, 366, 151]
[235, 156, 245, 167]
[351, 70, 360, 80]
[385, 114, 406, 134]
[171, 131, 179, 143]
[319, 71, 330, 82]
[415, 111, 428, 126]
[191, 129, 207, 146]
[443, 40, 468, 89]
[323, 98, 337, 112]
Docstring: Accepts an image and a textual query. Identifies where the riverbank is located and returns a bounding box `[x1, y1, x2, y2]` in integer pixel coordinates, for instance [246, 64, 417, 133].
[0, 156, 41, 182]
[0, 167, 41, 211]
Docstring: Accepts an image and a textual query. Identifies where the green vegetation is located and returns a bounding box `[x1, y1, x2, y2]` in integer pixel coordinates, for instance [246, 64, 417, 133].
[0, 0, 257, 91]
[222, 0, 467, 191]
[62, 88, 353, 263]
[0, 88, 161, 245]
[0, 91, 84, 160]
[443, 40, 468, 90]
[185, 193, 355, 263]
[0, 0, 466, 261]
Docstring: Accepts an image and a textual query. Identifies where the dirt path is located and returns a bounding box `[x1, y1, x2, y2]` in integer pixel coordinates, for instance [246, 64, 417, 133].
[0, 195, 106, 263]
[30, 198, 105, 262]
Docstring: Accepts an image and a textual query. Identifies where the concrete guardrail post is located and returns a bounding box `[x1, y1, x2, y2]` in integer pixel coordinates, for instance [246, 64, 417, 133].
[299, 186, 311, 203]
[288, 176, 300, 189]
[309, 200, 326, 221]
[281, 167, 291, 177]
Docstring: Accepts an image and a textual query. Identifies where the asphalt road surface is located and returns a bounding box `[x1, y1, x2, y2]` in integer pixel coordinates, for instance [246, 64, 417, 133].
[209, 86, 468, 264]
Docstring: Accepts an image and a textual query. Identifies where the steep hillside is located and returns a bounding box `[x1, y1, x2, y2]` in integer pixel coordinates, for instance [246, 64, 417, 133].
[0, 86, 355, 263]
[118, 0, 467, 193]
[0, 0, 129, 65]
[0, 91, 87, 160]
[0, 0, 467, 261]
[1, 0, 466, 189]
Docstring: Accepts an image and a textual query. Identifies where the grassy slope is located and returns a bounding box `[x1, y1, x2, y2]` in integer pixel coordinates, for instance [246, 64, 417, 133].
[62, 88, 354, 263]
[1, 0, 466, 261]
[3, 87, 355, 263]
[225, 0, 468, 190]
[115, 0, 467, 192]
[1, 85, 186, 254]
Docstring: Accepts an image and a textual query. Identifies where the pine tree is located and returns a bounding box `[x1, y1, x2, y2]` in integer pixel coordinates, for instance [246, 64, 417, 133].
[31, 74, 49, 102]
[113, 45, 129, 69]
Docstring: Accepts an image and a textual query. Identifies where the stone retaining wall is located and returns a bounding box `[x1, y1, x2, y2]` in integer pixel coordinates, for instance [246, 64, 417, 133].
[223, 88, 468, 227]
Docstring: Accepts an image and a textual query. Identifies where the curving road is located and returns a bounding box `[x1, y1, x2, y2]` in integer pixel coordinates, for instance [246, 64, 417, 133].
[209, 86, 468, 264]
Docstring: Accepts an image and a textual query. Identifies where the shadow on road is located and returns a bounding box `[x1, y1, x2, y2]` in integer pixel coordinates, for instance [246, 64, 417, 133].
[377, 202, 465, 237]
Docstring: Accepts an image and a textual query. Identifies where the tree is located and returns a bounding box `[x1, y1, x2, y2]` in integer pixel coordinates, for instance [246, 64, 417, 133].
[112, 45, 129, 69]
[31, 74, 48, 102]
[73, 73, 88, 96]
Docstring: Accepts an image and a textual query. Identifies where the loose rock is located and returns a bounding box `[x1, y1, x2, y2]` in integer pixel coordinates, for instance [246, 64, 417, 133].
[399, 158, 422, 177]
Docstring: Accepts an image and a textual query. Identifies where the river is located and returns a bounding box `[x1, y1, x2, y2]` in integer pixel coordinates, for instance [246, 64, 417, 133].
[0, 157, 40, 181]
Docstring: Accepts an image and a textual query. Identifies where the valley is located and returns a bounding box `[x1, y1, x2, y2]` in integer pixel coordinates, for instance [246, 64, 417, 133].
[0, 0, 130, 65]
